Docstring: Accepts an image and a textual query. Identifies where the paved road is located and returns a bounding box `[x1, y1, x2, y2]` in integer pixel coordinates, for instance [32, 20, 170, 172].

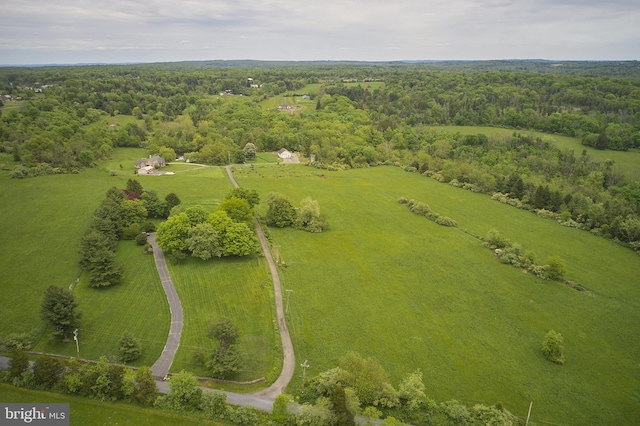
[148, 233, 184, 379]
[225, 166, 296, 399]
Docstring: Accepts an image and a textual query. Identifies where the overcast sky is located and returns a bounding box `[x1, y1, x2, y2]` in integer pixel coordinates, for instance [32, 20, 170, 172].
[0, 0, 638, 65]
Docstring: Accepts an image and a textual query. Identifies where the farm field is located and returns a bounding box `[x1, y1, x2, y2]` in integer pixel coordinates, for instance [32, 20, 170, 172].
[232, 163, 640, 425]
[0, 383, 223, 425]
[427, 125, 640, 176]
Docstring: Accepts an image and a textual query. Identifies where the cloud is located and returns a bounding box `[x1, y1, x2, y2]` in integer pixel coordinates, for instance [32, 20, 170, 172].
[0, 0, 638, 64]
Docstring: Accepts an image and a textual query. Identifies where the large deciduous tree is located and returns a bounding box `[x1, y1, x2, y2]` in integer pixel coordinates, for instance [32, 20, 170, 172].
[225, 188, 260, 209]
[156, 212, 191, 254]
[243, 142, 256, 159]
[41, 285, 82, 340]
[218, 197, 253, 223]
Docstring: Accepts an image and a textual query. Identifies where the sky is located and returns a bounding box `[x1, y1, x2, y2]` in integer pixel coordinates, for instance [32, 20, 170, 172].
[0, 0, 638, 65]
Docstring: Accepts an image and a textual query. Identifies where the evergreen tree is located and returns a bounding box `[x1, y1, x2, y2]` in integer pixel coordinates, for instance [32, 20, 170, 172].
[118, 331, 142, 363]
[331, 385, 355, 425]
[40, 285, 82, 340]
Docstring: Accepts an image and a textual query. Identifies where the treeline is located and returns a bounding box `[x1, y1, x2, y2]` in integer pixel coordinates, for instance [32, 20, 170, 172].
[325, 70, 640, 150]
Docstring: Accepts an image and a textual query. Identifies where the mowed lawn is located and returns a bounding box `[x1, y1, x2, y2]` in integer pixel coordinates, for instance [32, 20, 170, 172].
[167, 255, 279, 383]
[0, 383, 223, 425]
[232, 164, 640, 425]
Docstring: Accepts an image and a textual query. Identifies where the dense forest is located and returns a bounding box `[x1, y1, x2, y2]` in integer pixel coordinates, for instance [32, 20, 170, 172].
[1, 61, 639, 251]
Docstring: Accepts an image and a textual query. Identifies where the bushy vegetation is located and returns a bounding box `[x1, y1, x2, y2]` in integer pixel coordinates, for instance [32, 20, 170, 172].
[2, 351, 158, 405]
[265, 193, 329, 232]
[297, 351, 518, 425]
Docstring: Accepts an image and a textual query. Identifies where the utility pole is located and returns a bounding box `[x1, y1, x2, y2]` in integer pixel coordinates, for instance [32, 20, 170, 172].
[300, 359, 310, 393]
[525, 401, 533, 426]
[285, 289, 293, 314]
[73, 329, 80, 359]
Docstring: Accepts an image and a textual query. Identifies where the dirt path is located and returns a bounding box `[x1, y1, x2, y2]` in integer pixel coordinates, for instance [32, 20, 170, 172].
[148, 233, 184, 379]
[224, 166, 296, 399]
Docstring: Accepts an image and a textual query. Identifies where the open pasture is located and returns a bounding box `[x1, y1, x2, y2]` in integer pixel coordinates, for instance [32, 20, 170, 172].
[232, 163, 640, 425]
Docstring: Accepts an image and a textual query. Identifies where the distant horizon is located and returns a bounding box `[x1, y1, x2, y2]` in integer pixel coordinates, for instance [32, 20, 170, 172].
[1, 58, 638, 68]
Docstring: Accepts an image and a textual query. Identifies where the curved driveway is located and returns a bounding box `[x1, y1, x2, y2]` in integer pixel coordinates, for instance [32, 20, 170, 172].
[224, 165, 296, 399]
[148, 233, 184, 379]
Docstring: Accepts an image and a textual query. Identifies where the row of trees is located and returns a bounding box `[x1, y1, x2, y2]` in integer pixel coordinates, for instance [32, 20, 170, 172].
[79, 179, 181, 287]
[296, 351, 519, 425]
[155, 188, 259, 261]
[5, 351, 157, 405]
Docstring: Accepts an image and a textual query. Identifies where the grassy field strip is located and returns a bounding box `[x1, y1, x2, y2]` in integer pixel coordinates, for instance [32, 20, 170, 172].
[0, 383, 223, 425]
[234, 164, 640, 425]
[167, 250, 278, 381]
[427, 125, 640, 175]
[34, 242, 170, 366]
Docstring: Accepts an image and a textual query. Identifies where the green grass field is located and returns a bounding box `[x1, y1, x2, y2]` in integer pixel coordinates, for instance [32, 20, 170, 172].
[167, 255, 279, 382]
[0, 383, 223, 425]
[3, 146, 640, 424]
[0, 149, 278, 384]
[232, 164, 640, 425]
[427, 125, 640, 176]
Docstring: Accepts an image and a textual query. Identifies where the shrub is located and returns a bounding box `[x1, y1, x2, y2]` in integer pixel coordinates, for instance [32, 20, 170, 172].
[545, 256, 567, 281]
[435, 216, 457, 227]
[135, 233, 148, 245]
[1, 333, 33, 351]
[542, 330, 565, 364]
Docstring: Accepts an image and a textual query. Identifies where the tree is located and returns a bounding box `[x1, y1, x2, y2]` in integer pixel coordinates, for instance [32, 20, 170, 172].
[124, 366, 157, 404]
[168, 370, 203, 410]
[8, 348, 29, 380]
[186, 223, 222, 260]
[218, 197, 253, 223]
[271, 394, 291, 425]
[207, 317, 242, 379]
[295, 197, 329, 233]
[545, 255, 566, 281]
[184, 205, 209, 226]
[220, 221, 258, 256]
[225, 188, 260, 209]
[40, 285, 81, 340]
[265, 193, 296, 227]
[331, 385, 355, 425]
[398, 369, 426, 411]
[164, 193, 181, 217]
[120, 199, 148, 228]
[141, 190, 166, 218]
[542, 329, 565, 364]
[243, 142, 256, 159]
[339, 352, 388, 406]
[118, 331, 142, 363]
[156, 212, 191, 254]
[33, 355, 64, 389]
[126, 178, 144, 196]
